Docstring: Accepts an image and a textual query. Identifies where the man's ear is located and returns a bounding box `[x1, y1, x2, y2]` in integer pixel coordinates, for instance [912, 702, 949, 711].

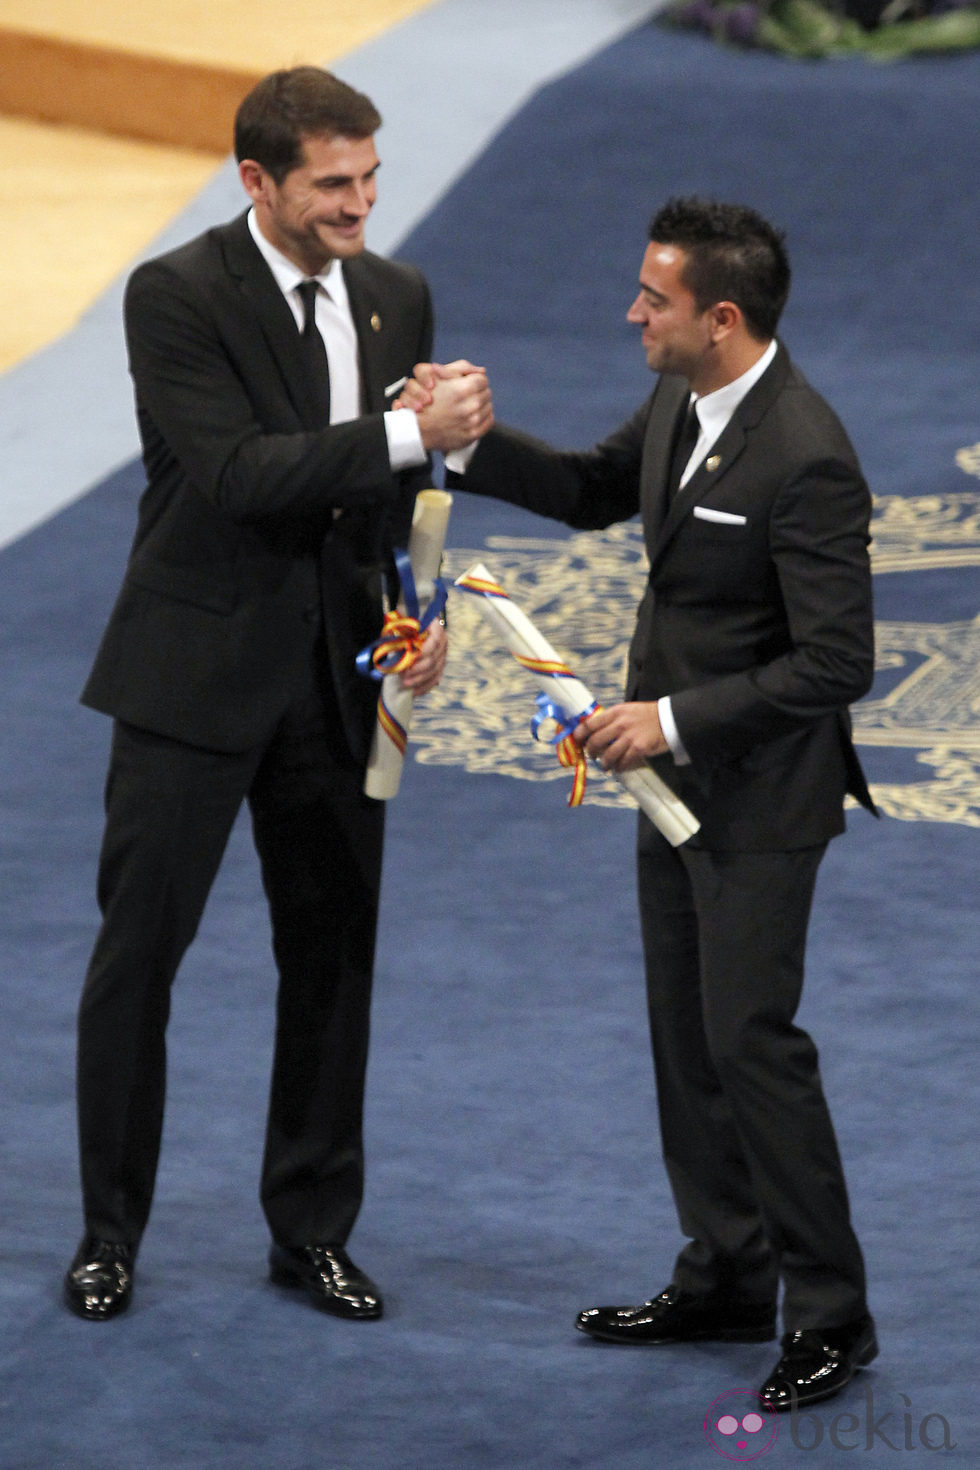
[238, 159, 268, 203]
[707, 299, 741, 344]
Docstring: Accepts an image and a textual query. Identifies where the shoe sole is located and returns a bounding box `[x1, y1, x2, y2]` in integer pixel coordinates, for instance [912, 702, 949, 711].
[764, 1331, 880, 1411]
[577, 1320, 776, 1345]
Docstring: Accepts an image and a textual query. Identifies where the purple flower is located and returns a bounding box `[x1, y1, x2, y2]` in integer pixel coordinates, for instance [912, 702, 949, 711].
[723, 1, 762, 41]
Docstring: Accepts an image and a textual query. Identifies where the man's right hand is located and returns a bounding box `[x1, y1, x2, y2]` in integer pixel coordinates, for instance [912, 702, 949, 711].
[395, 360, 494, 452]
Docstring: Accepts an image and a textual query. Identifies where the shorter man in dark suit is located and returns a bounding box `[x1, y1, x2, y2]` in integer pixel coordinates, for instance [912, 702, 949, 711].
[409, 198, 878, 1409]
[64, 67, 492, 1323]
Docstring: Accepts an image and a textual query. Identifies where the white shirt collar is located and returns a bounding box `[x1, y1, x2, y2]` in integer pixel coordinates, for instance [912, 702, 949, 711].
[246, 207, 349, 310]
[675, 339, 778, 491]
[691, 337, 778, 443]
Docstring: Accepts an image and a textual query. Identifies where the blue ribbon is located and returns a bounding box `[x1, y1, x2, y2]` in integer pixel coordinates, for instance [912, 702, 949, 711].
[530, 693, 598, 745]
[355, 548, 448, 681]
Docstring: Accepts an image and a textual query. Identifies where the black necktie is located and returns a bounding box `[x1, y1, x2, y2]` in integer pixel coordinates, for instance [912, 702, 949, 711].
[667, 396, 700, 497]
[297, 279, 331, 425]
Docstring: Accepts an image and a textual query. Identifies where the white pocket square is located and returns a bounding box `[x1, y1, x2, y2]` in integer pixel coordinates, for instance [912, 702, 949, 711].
[693, 506, 747, 526]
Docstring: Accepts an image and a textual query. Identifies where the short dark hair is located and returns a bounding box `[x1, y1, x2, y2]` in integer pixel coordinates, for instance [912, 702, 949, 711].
[234, 67, 382, 183]
[648, 197, 791, 340]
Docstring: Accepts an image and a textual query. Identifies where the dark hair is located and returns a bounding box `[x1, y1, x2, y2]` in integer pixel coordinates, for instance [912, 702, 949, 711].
[234, 67, 382, 182]
[648, 197, 791, 340]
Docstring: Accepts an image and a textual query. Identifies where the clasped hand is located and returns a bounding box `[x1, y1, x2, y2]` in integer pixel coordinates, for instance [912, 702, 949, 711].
[394, 360, 494, 452]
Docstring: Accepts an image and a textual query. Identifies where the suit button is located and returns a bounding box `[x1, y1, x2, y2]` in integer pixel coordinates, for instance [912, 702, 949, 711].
[302, 604, 320, 625]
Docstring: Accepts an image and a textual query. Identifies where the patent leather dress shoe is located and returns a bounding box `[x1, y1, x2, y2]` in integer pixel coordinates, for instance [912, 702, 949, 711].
[760, 1314, 878, 1411]
[269, 1243, 383, 1319]
[64, 1237, 134, 1320]
[576, 1285, 775, 1345]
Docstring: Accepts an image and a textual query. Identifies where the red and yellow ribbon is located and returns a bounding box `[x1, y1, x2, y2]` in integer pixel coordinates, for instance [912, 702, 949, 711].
[554, 724, 590, 806]
[363, 610, 427, 678]
[532, 695, 603, 807]
[376, 688, 409, 756]
[455, 571, 505, 598]
[456, 567, 600, 807]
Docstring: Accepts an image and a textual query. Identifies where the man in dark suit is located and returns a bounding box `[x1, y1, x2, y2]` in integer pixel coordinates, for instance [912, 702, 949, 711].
[411, 198, 877, 1409]
[64, 67, 492, 1323]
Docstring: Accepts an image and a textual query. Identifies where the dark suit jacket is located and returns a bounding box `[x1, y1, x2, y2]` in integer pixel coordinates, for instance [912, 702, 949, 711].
[455, 344, 876, 850]
[82, 211, 434, 762]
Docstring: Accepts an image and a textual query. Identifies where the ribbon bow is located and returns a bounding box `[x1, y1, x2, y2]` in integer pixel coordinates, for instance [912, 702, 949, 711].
[356, 549, 447, 682]
[531, 694, 601, 807]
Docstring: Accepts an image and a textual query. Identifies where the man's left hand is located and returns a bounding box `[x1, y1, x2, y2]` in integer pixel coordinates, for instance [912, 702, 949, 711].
[400, 620, 448, 696]
[575, 702, 668, 771]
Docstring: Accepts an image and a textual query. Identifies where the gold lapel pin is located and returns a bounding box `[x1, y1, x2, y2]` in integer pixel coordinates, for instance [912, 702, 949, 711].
[706, 455, 721, 472]
[370, 312, 382, 333]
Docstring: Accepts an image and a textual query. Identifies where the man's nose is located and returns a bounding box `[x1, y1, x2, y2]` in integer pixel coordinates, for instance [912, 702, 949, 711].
[344, 182, 374, 216]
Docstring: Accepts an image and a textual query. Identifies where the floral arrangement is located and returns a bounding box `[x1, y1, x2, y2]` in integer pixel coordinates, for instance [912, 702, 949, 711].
[663, 0, 980, 58]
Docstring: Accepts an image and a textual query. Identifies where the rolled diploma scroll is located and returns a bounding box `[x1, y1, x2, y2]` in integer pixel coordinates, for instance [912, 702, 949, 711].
[364, 489, 453, 800]
[456, 562, 700, 847]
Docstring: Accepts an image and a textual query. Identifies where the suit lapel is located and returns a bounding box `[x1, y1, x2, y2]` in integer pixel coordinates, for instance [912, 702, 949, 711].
[218, 214, 325, 426]
[657, 413, 748, 550]
[648, 344, 791, 573]
[344, 256, 387, 414]
[218, 223, 394, 421]
[641, 376, 688, 557]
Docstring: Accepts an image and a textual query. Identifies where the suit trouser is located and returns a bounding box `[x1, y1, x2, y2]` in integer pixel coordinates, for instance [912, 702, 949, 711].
[76, 640, 385, 1250]
[636, 817, 868, 1331]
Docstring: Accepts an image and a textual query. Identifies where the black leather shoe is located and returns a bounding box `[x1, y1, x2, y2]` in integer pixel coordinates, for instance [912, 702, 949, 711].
[760, 1314, 878, 1411]
[269, 1243, 383, 1319]
[576, 1284, 775, 1345]
[64, 1237, 134, 1320]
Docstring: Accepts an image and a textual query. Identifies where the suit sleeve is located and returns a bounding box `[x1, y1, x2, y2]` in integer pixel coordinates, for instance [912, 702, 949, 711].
[452, 401, 652, 529]
[124, 260, 430, 526]
[670, 455, 875, 765]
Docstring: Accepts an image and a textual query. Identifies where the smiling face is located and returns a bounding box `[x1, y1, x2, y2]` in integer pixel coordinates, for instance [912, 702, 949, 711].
[240, 131, 380, 275]
[626, 241, 719, 389]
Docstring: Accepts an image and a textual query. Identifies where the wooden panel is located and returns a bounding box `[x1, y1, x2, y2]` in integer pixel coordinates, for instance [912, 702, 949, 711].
[0, 28, 260, 152]
[0, 0, 441, 73]
[0, 116, 219, 372]
[0, 0, 442, 369]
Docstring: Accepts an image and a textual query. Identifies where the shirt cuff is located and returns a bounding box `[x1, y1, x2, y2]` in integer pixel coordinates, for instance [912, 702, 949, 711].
[444, 441, 479, 474]
[657, 695, 691, 766]
[384, 409, 427, 472]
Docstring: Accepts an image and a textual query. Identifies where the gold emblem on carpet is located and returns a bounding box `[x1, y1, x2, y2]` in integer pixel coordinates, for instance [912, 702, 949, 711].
[855, 478, 980, 827]
[411, 468, 980, 830]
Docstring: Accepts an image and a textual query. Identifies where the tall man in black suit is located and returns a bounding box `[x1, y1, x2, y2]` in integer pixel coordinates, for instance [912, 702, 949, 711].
[410, 198, 878, 1409]
[64, 67, 492, 1323]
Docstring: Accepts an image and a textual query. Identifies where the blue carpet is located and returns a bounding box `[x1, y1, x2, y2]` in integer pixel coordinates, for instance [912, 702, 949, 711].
[2, 22, 977, 1469]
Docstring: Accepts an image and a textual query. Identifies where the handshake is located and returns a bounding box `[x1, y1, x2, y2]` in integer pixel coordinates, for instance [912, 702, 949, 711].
[394, 360, 494, 454]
